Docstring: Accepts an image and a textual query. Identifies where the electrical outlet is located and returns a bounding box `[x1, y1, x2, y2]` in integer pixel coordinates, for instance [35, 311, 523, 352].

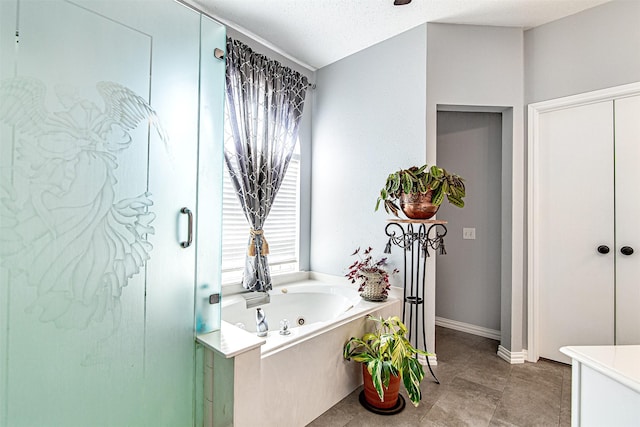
[463, 227, 476, 240]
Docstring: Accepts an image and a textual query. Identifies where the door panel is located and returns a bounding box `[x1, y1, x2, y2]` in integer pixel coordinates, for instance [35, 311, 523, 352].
[614, 94, 640, 345]
[537, 101, 615, 363]
[0, 1, 223, 425]
[196, 16, 226, 333]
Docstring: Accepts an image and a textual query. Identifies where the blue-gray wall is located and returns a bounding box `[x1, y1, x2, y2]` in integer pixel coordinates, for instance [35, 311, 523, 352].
[213, 0, 640, 356]
[311, 22, 527, 355]
[310, 25, 427, 278]
[426, 23, 525, 353]
[525, 0, 640, 104]
[436, 112, 503, 333]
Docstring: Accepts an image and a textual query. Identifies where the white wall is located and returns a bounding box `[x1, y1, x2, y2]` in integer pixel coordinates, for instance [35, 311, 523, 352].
[426, 23, 525, 353]
[310, 25, 427, 278]
[525, 0, 640, 104]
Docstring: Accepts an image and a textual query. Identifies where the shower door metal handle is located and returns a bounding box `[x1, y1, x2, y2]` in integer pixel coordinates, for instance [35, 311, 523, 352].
[180, 207, 193, 248]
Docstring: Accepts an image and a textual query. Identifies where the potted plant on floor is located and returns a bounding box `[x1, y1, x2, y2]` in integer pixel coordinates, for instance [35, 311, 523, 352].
[343, 315, 432, 410]
[375, 164, 465, 219]
[345, 247, 398, 302]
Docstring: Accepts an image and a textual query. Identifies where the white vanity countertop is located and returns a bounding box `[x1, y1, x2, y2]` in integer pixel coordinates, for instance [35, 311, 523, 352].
[560, 345, 640, 393]
[197, 321, 265, 358]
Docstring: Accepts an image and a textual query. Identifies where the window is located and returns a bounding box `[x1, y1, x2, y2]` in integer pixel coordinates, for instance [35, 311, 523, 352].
[221, 145, 300, 285]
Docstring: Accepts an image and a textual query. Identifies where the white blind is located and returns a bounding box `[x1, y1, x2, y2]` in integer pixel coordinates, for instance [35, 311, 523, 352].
[221, 152, 300, 285]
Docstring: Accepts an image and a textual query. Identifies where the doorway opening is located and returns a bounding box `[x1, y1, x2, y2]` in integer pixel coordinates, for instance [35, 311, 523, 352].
[435, 105, 513, 360]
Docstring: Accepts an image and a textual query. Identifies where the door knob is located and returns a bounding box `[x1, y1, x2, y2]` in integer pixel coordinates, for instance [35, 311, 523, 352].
[597, 245, 610, 254]
[620, 246, 634, 256]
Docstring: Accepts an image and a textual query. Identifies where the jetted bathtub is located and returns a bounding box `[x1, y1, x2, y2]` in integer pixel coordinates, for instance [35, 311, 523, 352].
[222, 281, 368, 356]
[216, 276, 402, 426]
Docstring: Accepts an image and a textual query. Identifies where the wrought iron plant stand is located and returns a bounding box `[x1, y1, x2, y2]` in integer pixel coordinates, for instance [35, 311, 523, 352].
[384, 219, 448, 384]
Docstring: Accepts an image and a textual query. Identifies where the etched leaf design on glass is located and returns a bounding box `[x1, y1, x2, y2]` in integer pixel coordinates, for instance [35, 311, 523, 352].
[0, 77, 165, 329]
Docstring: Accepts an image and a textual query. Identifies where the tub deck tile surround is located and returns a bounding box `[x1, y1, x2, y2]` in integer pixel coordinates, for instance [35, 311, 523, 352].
[197, 321, 265, 358]
[198, 323, 265, 427]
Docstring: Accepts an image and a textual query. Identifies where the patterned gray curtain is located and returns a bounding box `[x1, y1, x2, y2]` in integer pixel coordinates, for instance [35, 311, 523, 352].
[224, 37, 308, 292]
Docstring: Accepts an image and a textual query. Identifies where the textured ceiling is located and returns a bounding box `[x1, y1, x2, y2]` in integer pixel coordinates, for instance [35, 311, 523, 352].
[193, 0, 612, 70]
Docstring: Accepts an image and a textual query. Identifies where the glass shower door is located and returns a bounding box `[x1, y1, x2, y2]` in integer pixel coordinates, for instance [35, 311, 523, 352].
[0, 1, 224, 425]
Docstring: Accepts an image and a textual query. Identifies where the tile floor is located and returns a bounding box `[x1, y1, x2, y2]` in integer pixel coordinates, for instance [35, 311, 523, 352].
[308, 326, 571, 427]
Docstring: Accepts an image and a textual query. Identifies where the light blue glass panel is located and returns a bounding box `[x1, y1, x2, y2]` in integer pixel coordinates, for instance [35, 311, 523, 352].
[196, 15, 226, 334]
[0, 4, 17, 425]
[1, 2, 154, 425]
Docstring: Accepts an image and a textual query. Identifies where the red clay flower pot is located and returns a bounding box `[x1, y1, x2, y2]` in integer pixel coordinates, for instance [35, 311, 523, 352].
[362, 364, 400, 409]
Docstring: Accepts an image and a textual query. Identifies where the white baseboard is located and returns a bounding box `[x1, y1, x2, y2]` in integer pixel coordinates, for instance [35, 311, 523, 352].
[497, 345, 527, 364]
[435, 317, 528, 365]
[435, 316, 501, 341]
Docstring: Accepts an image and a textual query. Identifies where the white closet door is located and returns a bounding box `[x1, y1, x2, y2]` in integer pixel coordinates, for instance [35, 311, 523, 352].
[537, 101, 615, 363]
[614, 94, 640, 345]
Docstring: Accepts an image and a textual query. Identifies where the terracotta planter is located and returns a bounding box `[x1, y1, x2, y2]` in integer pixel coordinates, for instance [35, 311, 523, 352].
[362, 364, 400, 409]
[399, 191, 439, 219]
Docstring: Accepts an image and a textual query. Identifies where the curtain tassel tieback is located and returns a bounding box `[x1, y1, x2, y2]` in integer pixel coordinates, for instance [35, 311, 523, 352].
[248, 229, 270, 256]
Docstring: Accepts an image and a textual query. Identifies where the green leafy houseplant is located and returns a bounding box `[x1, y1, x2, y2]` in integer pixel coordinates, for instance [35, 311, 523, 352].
[343, 315, 432, 407]
[375, 164, 466, 217]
